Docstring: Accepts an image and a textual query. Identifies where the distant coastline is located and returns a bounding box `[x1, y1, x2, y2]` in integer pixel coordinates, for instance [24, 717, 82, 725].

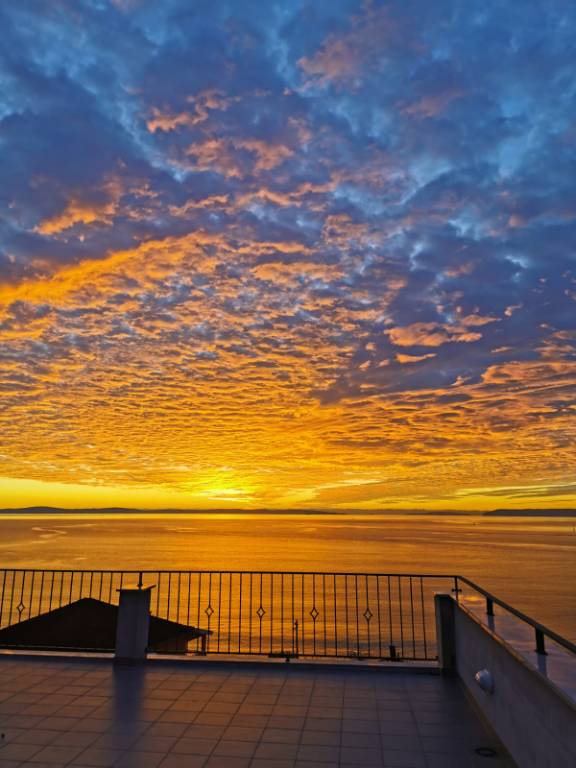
[0, 506, 575, 517]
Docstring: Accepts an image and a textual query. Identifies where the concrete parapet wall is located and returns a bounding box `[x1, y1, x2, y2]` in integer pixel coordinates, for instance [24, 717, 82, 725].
[453, 602, 576, 768]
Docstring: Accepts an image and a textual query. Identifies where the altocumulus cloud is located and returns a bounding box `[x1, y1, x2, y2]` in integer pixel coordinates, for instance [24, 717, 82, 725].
[0, 0, 575, 508]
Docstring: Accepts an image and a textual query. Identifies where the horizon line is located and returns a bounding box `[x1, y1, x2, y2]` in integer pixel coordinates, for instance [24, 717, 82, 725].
[1, 506, 575, 516]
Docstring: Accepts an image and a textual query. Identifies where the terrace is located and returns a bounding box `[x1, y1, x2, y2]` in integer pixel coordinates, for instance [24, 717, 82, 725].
[0, 569, 575, 767]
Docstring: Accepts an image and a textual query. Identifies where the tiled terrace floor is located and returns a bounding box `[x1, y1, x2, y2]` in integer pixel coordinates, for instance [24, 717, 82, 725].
[0, 657, 514, 768]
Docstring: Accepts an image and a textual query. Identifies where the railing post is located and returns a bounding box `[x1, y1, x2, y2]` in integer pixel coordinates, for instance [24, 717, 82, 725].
[115, 585, 154, 664]
[451, 576, 461, 598]
[434, 593, 456, 673]
[293, 620, 299, 656]
[486, 597, 494, 616]
[535, 628, 547, 655]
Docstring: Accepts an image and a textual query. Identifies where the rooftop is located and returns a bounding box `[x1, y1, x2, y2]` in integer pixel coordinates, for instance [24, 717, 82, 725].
[0, 656, 513, 768]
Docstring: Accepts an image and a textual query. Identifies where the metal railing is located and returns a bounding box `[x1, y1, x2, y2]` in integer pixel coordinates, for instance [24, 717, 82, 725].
[0, 569, 456, 660]
[456, 576, 576, 658]
[2, 569, 572, 662]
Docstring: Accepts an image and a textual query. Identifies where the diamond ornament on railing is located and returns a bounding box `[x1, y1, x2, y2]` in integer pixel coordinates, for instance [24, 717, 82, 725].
[310, 606, 319, 621]
[256, 606, 266, 619]
[363, 608, 373, 621]
[17, 602, 26, 615]
[205, 605, 214, 617]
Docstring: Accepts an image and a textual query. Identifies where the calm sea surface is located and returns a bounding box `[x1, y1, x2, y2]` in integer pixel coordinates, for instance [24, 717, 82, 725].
[0, 513, 574, 641]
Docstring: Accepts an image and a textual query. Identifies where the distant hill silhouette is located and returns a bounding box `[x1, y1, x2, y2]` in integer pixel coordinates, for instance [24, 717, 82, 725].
[0, 506, 574, 516]
[484, 508, 576, 517]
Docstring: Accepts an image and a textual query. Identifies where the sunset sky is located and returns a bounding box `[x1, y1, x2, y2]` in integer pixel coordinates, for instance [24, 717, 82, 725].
[0, 0, 575, 511]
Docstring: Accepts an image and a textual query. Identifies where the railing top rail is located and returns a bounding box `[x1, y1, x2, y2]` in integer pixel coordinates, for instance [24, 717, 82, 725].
[0, 568, 457, 578]
[456, 576, 576, 656]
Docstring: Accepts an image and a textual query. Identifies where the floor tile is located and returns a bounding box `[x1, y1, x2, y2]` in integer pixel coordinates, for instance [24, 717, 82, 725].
[382, 749, 426, 767]
[340, 746, 383, 766]
[300, 731, 339, 747]
[296, 744, 340, 763]
[254, 741, 300, 760]
[341, 731, 381, 749]
[131, 735, 178, 753]
[182, 725, 226, 740]
[204, 757, 250, 768]
[223, 726, 264, 742]
[261, 728, 301, 744]
[74, 747, 124, 766]
[27, 744, 85, 764]
[158, 756, 206, 768]
[303, 718, 340, 733]
[0, 743, 44, 761]
[171, 737, 217, 756]
[11, 729, 60, 746]
[212, 740, 256, 758]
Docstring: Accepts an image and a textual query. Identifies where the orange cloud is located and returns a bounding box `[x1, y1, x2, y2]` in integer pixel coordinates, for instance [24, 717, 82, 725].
[388, 323, 454, 347]
[185, 137, 293, 177]
[396, 353, 436, 364]
[146, 90, 237, 133]
[299, 6, 400, 89]
[403, 88, 464, 118]
[387, 317, 497, 348]
[35, 179, 123, 234]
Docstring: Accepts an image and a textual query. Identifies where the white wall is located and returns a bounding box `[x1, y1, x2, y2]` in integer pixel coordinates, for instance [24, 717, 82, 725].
[453, 603, 576, 768]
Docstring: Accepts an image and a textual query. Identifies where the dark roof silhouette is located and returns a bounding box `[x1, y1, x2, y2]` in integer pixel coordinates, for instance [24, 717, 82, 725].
[0, 597, 210, 652]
